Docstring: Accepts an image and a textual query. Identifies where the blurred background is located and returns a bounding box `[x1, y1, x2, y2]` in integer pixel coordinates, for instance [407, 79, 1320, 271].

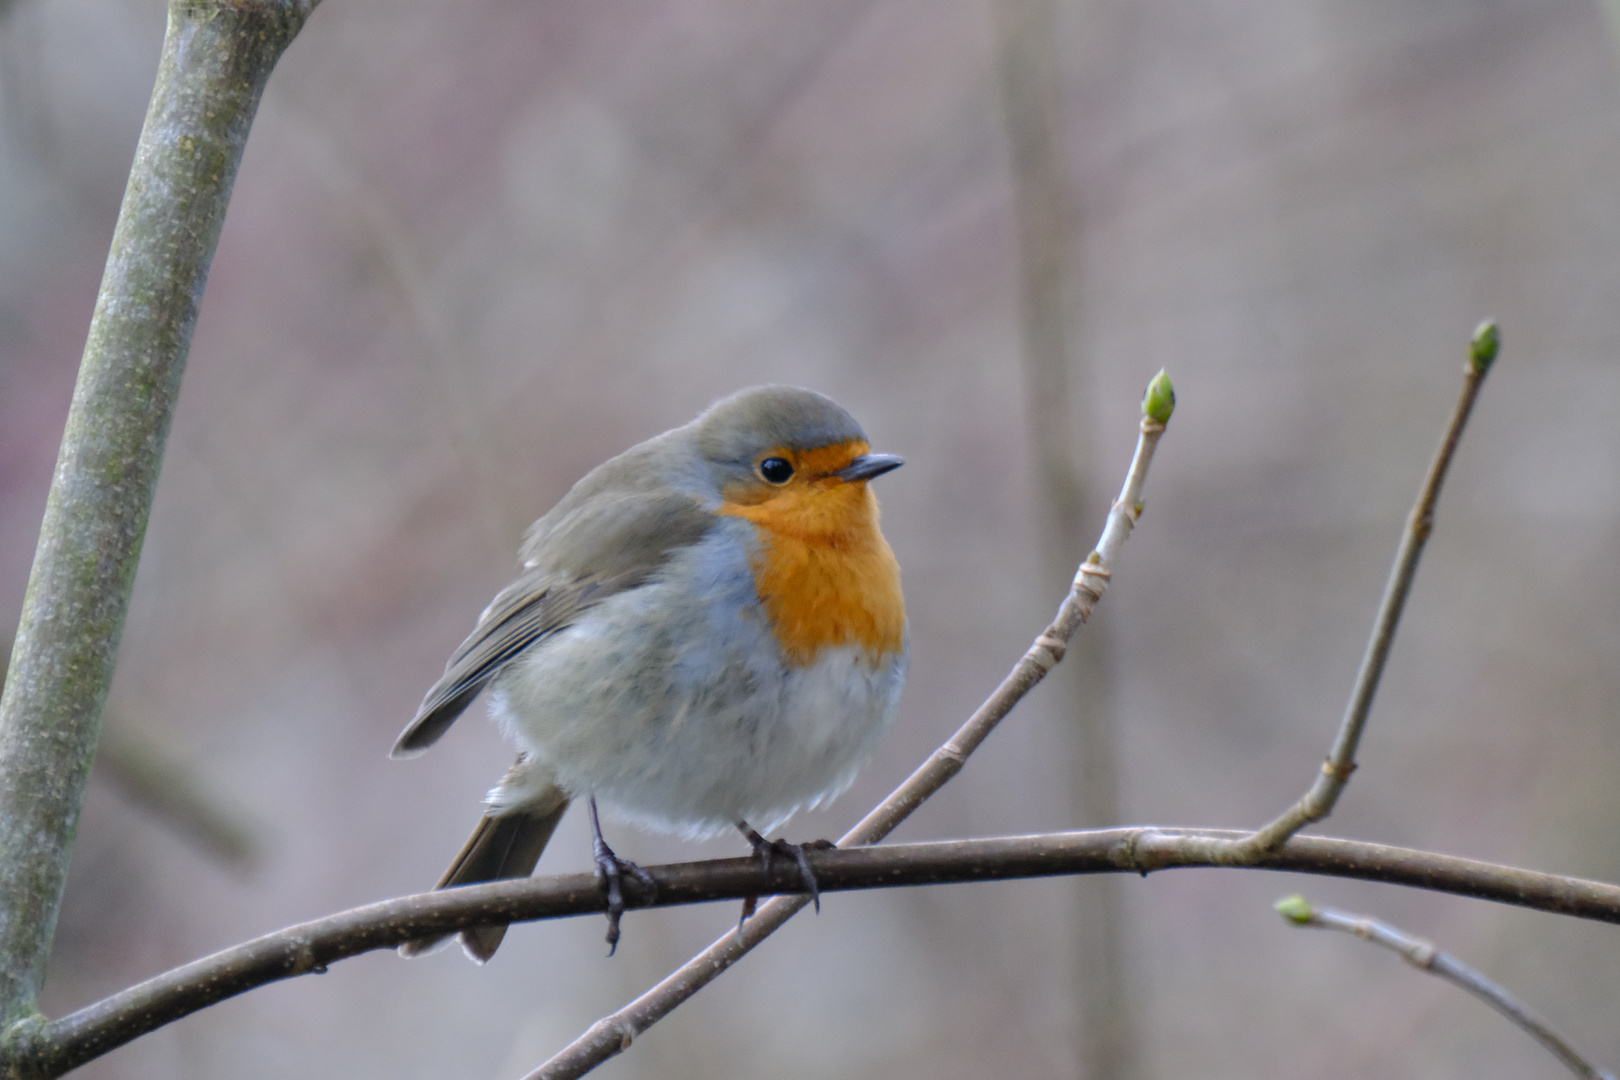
[2, 0, 1618, 1077]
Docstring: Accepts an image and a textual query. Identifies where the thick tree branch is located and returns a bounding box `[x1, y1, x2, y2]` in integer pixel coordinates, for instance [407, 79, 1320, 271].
[1276, 895, 1614, 1080]
[14, 829, 1620, 1077]
[0, 0, 313, 1052]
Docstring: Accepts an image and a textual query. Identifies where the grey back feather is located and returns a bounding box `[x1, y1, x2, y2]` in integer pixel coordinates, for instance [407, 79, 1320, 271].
[391, 490, 715, 758]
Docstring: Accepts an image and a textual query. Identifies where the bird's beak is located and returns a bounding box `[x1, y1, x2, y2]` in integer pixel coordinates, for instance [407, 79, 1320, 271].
[837, 453, 904, 482]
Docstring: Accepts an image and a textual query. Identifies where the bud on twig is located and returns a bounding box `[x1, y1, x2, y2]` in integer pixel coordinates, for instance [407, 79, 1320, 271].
[1470, 319, 1500, 375]
[1143, 369, 1176, 424]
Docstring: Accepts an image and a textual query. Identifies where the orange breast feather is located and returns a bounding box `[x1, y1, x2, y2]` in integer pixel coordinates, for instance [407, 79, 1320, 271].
[719, 445, 905, 667]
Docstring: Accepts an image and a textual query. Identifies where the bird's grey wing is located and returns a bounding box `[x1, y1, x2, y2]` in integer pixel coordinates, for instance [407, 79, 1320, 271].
[390, 569, 606, 757]
[390, 490, 714, 758]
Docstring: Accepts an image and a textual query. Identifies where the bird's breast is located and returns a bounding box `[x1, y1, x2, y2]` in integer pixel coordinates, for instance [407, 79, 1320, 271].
[720, 486, 905, 667]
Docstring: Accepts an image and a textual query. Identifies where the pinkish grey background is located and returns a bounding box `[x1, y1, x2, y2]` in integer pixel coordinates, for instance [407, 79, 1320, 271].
[2, 1, 1619, 1077]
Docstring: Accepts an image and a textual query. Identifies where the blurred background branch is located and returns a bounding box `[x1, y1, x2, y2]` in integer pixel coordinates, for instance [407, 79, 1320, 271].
[93, 727, 259, 873]
[990, 0, 1136, 1075]
[1, 637, 258, 872]
[1275, 895, 1616, 1080]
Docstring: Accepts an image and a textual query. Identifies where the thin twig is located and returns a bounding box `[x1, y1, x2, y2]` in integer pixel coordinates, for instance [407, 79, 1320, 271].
[1275, 895, 1614, 1080]
[1213, 322, 1500, 865]
[0, 0, 315, 1050]
[527, 373, 1171, 1079]
[19, 828, 1620, 1077]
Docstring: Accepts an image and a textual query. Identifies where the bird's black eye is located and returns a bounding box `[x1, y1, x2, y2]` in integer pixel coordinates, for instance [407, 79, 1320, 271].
[758, 457, 794, 484]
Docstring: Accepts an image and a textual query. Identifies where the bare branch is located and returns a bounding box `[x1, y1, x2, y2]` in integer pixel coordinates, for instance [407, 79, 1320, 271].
[527, 373, 1172, 1079]
[1203, 321, 1500, 866]
[16, 828, 1620, 1077]
[1275, 895, 1614, 1080]
[0, 0, 314, 1050]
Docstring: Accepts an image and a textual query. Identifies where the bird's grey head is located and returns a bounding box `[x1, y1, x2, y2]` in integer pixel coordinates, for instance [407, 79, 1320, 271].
[693, 386, 868, 473]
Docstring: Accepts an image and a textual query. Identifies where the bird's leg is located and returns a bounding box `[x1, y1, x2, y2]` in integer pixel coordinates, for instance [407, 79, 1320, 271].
[589, 797, 655, 955]
[735, 821, 829, 928]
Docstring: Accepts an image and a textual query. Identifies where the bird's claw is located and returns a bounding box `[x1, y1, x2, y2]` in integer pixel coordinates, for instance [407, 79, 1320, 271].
[590, 801, 655, 955]
[736, 823, 831, 932]
[735, 893, 758, 940]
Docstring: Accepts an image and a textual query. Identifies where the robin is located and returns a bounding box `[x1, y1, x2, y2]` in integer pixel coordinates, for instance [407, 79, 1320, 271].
[392, 385, 907, 961]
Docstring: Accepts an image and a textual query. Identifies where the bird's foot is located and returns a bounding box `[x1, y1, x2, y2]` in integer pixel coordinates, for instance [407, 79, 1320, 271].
[590, 800, 655, 955]
[736, 822, 833, 934]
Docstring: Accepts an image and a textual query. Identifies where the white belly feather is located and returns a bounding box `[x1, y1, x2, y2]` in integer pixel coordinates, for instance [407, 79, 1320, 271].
[484, 530, 907, 838]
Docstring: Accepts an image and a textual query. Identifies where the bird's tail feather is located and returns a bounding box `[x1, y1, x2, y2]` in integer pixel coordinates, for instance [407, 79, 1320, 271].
[399, 790, 570, 963]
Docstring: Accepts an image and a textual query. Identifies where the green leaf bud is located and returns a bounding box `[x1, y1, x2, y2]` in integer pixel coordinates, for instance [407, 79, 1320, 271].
[1273, 894, 1315, 924]
[1470, 320, 1500, 374]
[1142, 369, 1176, 424]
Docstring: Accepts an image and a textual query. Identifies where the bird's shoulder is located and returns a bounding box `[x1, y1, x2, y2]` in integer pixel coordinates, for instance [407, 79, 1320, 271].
[519, 429, 717, 578]
[391, 438, 718, 757]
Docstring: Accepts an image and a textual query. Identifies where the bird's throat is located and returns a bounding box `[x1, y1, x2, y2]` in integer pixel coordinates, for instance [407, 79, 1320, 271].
[721, 485, 905, 667]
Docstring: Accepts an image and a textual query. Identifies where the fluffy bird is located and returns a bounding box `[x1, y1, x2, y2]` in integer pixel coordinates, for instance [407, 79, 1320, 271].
[393, 386, 907, 960]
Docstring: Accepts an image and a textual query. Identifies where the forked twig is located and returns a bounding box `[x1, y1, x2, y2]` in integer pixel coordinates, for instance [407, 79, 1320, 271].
[1276, 895, 1614, 1080]
[1160, 322, 1500, 870]
[525, 372, 1178, 1079]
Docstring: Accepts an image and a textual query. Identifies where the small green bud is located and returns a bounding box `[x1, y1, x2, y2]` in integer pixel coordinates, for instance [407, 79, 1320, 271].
[1142, 369, 1176, 424]
[1469, 320, 1500, 374]
[1274, 894, 1314, 924]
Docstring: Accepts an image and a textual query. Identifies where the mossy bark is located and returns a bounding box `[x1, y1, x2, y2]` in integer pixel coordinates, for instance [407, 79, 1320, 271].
[0, 0, 314, 1057]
